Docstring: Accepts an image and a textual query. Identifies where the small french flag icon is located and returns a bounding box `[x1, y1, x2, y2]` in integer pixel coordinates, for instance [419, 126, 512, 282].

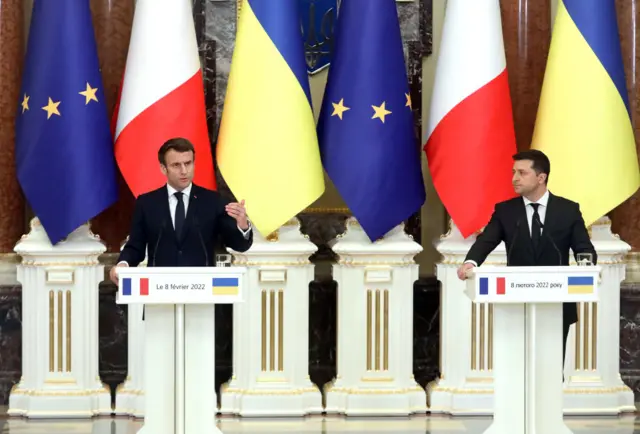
[479, 277, 506, 295]
[121, 277, 149, 296]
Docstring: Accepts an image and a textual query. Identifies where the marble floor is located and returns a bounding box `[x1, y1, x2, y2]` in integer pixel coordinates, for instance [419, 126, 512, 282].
[0, 415, 638, 433]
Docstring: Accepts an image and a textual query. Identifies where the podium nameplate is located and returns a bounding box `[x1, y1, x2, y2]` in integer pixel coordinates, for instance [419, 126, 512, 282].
[466, 265, 600, 304]
[116, 266, 245, 304]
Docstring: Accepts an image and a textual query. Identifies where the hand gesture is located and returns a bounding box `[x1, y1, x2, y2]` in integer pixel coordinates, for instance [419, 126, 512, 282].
[226, 199, 249, 230]
[457, 263, 475, 280]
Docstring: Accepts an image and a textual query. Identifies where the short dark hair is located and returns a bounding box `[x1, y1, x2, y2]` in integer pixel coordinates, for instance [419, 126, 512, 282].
[512, 149, 550, 184]
[158, 138, 196, 165]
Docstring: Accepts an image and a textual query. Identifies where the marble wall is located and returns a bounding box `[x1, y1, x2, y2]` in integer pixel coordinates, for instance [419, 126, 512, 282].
[620, 282, 640, 400]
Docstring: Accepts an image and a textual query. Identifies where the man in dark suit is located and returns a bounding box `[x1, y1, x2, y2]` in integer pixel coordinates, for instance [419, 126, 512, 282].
[109, 137, 252, 283]
[457, 149, 597, 370]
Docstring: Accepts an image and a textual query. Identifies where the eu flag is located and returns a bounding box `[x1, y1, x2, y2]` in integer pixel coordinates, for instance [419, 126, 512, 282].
[317, 0, 425, 241]
[15, 0, 118, 244]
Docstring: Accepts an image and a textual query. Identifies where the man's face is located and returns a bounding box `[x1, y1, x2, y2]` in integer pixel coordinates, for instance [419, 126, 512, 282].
[512, 159, 545, 196]
[161, 149, 194, 190]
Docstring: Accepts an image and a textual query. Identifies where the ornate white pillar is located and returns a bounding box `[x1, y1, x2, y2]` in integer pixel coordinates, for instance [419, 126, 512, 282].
[428, 221, 502, 414]
[113, 241, 145, 417]
[219, 218, 322, 416]
[563, 217, 635, 414]
[324, 218, 426, 416]
[9, 218, 111, 418]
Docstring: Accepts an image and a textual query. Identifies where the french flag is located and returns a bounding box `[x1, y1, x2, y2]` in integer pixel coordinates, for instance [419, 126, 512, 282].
[479, 276, 506, 296]
[113, 0, 215, 197]
[122, 277, 149, 296]
[424, 0, 517, 238]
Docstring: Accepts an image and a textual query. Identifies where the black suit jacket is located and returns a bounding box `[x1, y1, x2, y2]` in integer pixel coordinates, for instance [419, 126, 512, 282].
[465, 192, 597, 324]
[118, 184, 253, 267]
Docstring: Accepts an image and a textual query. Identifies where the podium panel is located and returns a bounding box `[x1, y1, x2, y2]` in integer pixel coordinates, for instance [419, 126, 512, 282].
[116, 266, 246, 434]
[467, 266, 600, 434]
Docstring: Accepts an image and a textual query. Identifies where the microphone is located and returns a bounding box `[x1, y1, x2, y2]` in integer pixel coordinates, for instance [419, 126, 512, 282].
[193, 215, 209, 266]
[151, 219, 167, 267]
[535, 215, 562, 266]
[506, 219, 521, 266]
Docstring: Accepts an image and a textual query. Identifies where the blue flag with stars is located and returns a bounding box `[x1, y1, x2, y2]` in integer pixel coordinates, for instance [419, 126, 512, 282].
[317, 0, 425, 241]
[15, 0, 118, 245]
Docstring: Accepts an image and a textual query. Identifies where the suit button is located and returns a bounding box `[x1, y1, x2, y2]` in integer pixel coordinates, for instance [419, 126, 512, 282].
[178, 250, 182, 255]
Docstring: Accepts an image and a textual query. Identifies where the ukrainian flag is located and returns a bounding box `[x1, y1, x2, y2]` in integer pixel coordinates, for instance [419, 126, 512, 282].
[567, 276, 594, 295]
[212, 277, 239, 296]
[216, 0, 325, 236]
[531, 0, 640, 226]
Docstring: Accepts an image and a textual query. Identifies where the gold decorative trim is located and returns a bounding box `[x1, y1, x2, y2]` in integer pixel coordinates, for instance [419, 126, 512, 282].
[278, 289, 284, 371]
[233, 259, 310, 267]
[269, 290, 276, 371]
[366, 290, 372, 371]
[66, 290, 71, 372]
[57, 291, 63, 372]
[222, 386, 319, 396]
[471, 303, 477, 370]
[575, 305, 581, 370]
[10, 387, 110, 397]
[479, 303, 485, 371]
[383, 290, 389, 371]
[592, 302, 597, 370]
[302, 207, 351, 214]
[49, 291, 54, 372]
[361, 376, 394, 382]
[583, 302, 589, 370]
[44, 378, 77, 384]
[261, 290, 267, 371]
[488, 304, 493, 370]
[375, 289, 381, 371]
[22, 260, 100, 266]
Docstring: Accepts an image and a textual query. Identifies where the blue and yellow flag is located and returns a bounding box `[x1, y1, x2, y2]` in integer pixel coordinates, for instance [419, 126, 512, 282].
[317, 0, 426, 241]
[531, 0, 640, 225]
[216, 0, 325, 236]
[15, 0, 118, 245]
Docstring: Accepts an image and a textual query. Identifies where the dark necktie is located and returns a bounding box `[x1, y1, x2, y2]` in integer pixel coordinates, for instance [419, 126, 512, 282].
[531, 203, 541, 250]
[174, 192, 185, 237]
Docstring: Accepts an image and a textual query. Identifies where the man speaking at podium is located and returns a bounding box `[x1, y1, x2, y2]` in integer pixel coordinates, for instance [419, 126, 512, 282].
[457, 149, 597, 367]
[109, 137, 253, 284]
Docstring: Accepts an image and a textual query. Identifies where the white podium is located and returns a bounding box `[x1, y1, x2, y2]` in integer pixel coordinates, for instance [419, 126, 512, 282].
[116, 266, 246, 434]
[466, 265, 600, 434]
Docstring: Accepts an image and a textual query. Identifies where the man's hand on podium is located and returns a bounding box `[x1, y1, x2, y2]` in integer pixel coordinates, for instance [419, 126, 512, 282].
[109, 262, 129, 285]
[457, 262, 475, 280]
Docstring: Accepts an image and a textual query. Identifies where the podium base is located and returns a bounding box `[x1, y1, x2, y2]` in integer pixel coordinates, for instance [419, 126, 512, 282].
[7, 385, 111, 418]
[113, 383, 145, 418]
[325, 382, 427, 416]
[221, 382, 322, 417]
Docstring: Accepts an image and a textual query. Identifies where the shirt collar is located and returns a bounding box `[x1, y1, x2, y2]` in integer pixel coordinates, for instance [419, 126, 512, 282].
[523, 189, 549, 208]
[167, 183, 192, 198]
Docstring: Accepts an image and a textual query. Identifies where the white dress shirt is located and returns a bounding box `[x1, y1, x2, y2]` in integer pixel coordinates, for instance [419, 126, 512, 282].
[167, 183, 192, 229]
[523, 189, 549, 237]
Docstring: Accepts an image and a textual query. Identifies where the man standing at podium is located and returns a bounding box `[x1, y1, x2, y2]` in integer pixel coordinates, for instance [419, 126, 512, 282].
[109, 137, 253, 283]
[457, 149, 596, 367]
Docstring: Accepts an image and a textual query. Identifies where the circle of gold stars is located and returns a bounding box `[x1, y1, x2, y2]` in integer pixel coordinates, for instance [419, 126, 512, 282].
[20, 82, 100, 119]
[330, 93, 412, 124]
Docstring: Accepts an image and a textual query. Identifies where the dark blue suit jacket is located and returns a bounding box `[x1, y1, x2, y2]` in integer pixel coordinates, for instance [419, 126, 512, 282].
[118, 184, 253, 267]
